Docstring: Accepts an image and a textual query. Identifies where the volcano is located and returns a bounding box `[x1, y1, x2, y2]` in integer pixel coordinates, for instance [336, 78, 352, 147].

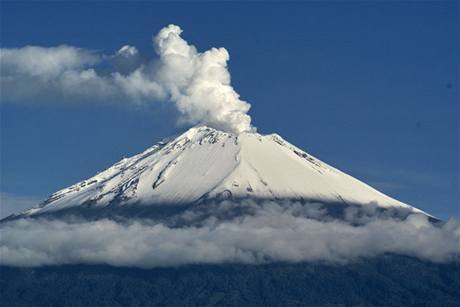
[11, 126, 426, 220]
[3, 127, 459, 307]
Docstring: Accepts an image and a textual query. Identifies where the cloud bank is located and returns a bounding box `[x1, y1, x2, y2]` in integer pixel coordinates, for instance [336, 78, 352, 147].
[1, 201, 459, 268]
[0, 25, 253, 133]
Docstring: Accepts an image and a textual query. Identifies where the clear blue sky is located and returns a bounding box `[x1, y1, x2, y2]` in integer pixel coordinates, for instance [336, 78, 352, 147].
[1, 1, 458, 219]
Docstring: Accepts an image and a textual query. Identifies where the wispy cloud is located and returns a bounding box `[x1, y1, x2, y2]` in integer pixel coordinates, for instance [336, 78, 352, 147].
[0, 193, 41, 219]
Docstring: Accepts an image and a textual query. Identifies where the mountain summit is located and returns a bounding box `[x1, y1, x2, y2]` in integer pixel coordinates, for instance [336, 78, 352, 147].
[15, 126, 425, 219]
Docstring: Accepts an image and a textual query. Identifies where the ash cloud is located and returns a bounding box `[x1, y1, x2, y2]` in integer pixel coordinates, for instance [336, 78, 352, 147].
[1, 200, 459, 268]
[0, 25, 253, 134]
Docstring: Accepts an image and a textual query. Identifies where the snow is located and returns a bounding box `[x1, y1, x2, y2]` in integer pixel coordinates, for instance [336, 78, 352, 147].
[19, 126, 425, 217]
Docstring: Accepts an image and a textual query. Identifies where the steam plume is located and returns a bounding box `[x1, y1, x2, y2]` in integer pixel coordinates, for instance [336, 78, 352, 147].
[0, 25, 254, 133]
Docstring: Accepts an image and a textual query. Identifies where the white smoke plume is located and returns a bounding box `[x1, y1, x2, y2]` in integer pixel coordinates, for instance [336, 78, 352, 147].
[1, 201, 459, 268]
[0, 25, 253, 133]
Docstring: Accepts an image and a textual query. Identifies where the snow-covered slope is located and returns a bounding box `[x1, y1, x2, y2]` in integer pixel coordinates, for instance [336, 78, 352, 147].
[19, 126, 425, 217]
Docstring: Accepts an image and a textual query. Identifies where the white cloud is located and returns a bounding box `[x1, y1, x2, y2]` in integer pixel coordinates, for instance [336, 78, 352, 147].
[0, 46, 99, 78]
[1, 200, 459, 268]
[0, 25, 253, 133]
[0, 44, 162, 103]
[117, 45, 138, 57]
[154, 25, 253, 133]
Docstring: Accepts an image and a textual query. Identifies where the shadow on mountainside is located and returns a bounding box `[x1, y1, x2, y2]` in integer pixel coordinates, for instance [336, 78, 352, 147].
[1, 197, 440, 225]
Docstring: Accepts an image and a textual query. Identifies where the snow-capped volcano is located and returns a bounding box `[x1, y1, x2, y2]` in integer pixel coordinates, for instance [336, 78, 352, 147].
[17, 126, 424, 218]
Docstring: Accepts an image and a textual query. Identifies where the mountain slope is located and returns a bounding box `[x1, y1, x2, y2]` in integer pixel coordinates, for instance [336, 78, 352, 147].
[17, 126, 425, 218]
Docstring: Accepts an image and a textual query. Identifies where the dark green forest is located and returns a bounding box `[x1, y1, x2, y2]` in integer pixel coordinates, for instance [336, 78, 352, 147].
[1, 255, 459, 307]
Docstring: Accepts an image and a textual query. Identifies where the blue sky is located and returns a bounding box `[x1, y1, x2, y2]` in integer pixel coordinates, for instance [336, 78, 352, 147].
[1, 1, 458, 219]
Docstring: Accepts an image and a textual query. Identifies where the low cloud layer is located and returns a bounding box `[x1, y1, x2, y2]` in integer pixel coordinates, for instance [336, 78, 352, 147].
[1, 201, 459, 268]
[0, 25, 253, 133]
